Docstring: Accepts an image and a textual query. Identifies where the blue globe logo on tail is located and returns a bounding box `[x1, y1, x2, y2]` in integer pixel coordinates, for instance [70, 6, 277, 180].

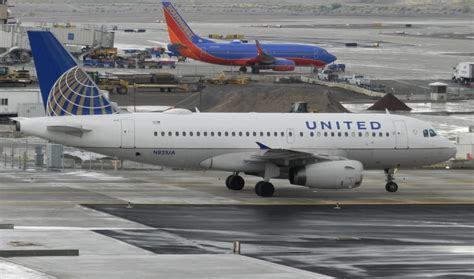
[47, 66, 115, 116]
[28, 31, 118, 116]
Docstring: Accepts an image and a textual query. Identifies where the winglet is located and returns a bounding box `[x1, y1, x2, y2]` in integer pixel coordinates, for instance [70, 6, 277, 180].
[256, 142, 270, 150]
[255, 40, 264, 56]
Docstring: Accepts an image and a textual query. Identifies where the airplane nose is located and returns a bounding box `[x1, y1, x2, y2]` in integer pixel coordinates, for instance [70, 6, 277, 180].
[327, 53, 337, 63]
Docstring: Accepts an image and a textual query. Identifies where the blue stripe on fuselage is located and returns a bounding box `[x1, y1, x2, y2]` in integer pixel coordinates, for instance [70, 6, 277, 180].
[198, 42, 336, 63]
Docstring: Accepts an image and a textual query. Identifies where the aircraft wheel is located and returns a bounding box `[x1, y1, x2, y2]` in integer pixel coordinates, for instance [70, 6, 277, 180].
[255, 181, 274, 197]
[226, 175, 245, 190]
[239, 66, 247, 73]
[385, 181, 398, 193]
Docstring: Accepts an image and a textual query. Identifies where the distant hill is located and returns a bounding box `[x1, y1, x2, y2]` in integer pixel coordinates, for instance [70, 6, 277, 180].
[9, 0, 473, 22]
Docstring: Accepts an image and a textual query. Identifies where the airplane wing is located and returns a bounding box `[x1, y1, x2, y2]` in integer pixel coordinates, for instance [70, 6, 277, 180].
[247, 142, 345, 168]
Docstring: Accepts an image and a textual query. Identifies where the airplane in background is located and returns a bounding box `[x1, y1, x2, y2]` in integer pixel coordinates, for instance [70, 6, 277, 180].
[161, 1, 337, 74]
[14, 31, 456, 197]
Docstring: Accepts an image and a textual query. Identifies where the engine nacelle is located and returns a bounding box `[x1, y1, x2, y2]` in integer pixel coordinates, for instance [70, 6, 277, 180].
[289, 160, 363, 189]
[272, 59, 296, 72]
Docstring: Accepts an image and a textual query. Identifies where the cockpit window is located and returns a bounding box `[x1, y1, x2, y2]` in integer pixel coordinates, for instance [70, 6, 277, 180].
[423, 129, 437, 137]
[423, 129, 429, 137]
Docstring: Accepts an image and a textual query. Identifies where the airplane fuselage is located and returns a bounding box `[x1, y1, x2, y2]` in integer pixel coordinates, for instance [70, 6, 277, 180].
[175, 42, 335, 67]
[19, 112, 456, 174]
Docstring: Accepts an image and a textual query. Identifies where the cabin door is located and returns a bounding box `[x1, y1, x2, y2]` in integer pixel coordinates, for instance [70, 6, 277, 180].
[121, 119, 135, 148]
[393, 120, 408, 149]
[286, 128, 295, 144]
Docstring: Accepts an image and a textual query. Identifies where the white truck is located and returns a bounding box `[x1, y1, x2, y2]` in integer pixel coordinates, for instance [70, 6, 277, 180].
[452, 62, 474, 85]
[346, 74, 371, 87]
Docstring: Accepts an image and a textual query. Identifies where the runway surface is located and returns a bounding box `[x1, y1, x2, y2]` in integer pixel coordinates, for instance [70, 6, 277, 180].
[0, 167, 473, 278]
[88, 204, 474, 278]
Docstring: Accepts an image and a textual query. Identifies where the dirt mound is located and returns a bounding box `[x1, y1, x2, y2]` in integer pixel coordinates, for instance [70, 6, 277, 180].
[367, 93, 412, 111]
[177, 83, 349, 113]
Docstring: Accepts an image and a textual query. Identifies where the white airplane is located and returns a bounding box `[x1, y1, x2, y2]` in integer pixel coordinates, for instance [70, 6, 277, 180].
[14, 31, 456, 197]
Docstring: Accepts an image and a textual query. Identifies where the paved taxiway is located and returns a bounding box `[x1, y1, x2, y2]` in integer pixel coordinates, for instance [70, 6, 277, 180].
[0, 166, 473, 278]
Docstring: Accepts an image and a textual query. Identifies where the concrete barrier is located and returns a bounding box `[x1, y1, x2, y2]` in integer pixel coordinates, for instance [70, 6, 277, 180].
[0, 224, 14, 229]
[299, 76, 385, 98]
[0, 249, 79, 257]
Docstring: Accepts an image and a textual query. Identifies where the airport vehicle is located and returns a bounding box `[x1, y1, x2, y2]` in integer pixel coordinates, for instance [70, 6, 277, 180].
[161, 1, 336, 74]
[346, 74, 370, 86]
[0, 66, 32, 85]
[16, 31, 456, 198]
[318, 70, 338, 81]
[327, 63, 346, 72]
[452, 62, 474, 85]
[86, 71, 129, 95]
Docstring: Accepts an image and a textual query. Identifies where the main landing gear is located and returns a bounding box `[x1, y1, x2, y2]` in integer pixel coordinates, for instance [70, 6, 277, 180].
[384, 168, 398, 193]
[254, 181, 274, 197]
[226, 173, 245, 190]
[225, 173, 275, 197]
[239, 66, 247, 73]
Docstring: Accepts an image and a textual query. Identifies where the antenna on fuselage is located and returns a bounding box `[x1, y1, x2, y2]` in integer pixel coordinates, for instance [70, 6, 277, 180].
[385, 108, 390, 114]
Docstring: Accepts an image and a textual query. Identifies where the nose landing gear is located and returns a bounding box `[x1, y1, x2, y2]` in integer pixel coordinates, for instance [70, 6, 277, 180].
[384, 168, 399, 192]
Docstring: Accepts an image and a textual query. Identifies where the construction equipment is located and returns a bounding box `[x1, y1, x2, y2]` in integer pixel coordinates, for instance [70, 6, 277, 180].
[0, 66, 33, 86]
[209, 73, 249, 85]
[86, 71, 129, 94]
[290, 102, 317, 113]
[89, 47, 118, 59]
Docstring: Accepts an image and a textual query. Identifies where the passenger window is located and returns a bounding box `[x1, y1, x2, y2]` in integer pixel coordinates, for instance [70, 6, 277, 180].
[246, 132, 250, 136]
[161, 132, 165, 136]
[239, 132, 243, 136]
[310, 132, 314, 137]
[274, 132, 278, 137]
[337, 132, 341, 137]
[211, 132, 214, 136]
[386, 132, 389, 137]
[317, 132, 321, 137]
[372, 132, 376, 137]
[197, 132, 200, 136]
[351, 132, 355, 137]
[175, 132, 179, 136]
[281, 132, 284, 137]
[324, 132, 328, 137]
[183, 132, 186, 136]
[267, 132, 271, 137]
[224, 132, 228, 136]
[423, 129, 429, 137]
[253, 132, 257, 136]
[331, 132, 335, 137]
[359, 132, 363, 137]
[232, 132, 236, 136]
[300, 132, 304, 137]
[379, 132, 383, 137]
[168, 131, 172, 136]
[429, 129, 437, 137]
[218, 132, 222, 136]
[190, 132, 193, 136]
[204, 132, 207, 136]
[289, 132, 293, 137]
[154, 132, 158, 136]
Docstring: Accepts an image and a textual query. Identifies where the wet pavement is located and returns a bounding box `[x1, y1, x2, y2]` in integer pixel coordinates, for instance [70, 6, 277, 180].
[87, 204, 474, 278]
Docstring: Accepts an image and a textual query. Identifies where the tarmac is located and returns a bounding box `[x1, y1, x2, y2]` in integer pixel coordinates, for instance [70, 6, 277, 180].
[0, 165, 473, 278]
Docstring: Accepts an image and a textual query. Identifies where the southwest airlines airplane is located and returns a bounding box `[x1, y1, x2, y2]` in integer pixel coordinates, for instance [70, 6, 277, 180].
[161, 1, 337, 74]
[15, 31, 456, 197]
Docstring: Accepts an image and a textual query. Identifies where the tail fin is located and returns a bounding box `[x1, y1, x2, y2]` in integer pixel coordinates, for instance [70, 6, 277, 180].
[28, 31, 117, 116]
[162, 1, 214, 45]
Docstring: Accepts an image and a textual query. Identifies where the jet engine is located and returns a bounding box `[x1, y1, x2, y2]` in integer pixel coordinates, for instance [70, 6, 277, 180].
[272, 59, 296, 71]
[289, 160, 363, 189]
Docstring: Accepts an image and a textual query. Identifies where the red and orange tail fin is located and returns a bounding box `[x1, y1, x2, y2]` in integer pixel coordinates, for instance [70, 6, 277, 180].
[162, 1, 214, 45]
